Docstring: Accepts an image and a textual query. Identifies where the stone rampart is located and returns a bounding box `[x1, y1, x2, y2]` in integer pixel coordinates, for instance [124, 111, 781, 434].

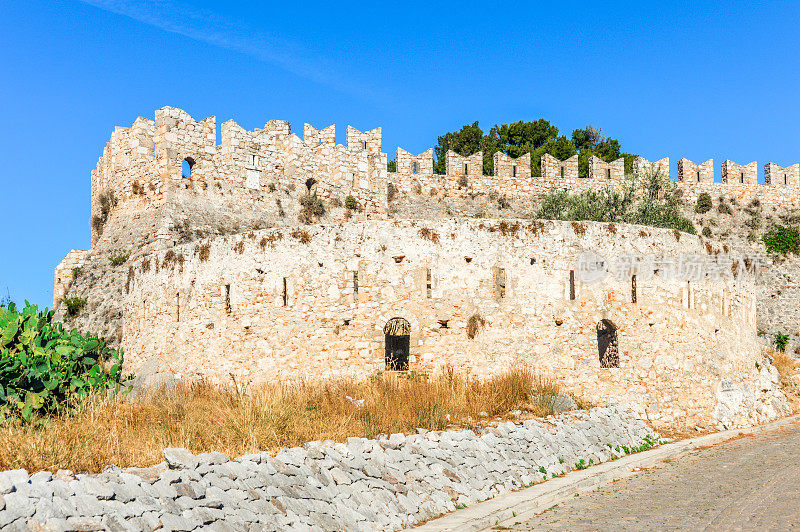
[121, 219, 776, 427]
[53, 250, 90, 308]
[89, 107, 389, 245]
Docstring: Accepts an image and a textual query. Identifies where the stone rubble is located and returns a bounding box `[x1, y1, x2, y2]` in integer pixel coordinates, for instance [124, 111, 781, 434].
[0, 406, 659, 531]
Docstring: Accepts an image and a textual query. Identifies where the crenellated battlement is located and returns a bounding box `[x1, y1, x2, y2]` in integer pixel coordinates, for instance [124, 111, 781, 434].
[678, 158, 714, 183]
[88, 107, 800, 249]
[88, 107, 389, 245]
[588, 155, 625, 181]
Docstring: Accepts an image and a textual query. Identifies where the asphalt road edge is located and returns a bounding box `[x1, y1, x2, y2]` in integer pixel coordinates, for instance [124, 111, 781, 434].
[413, 414, 800, 531]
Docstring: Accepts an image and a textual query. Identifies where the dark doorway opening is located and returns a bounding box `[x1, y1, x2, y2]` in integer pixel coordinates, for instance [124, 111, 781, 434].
[597, 319, 619, 368]
[384, 317, 410, 371]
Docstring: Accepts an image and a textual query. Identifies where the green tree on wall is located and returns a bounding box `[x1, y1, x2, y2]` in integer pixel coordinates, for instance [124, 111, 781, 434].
[432, 121, 636, 178]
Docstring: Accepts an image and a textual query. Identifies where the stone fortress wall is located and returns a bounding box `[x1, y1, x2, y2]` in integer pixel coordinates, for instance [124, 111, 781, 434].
[85, 106, 800, 245]
[391, 150, 800, 209]
[89, 107, 389, 246]
[55, 107, 798, 429]
[121, 219, 782, 428]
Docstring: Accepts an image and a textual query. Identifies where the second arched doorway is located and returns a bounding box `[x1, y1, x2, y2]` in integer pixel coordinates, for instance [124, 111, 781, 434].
[384, 317, 411, 371]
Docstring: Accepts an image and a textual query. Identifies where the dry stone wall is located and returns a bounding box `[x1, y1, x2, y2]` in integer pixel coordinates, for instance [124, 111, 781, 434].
[121, 219, 782, 428]
[0, 407, 661, 531]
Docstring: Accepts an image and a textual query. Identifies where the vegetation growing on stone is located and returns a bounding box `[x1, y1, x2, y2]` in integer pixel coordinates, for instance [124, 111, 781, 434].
[536, 168, 695, 234]
[695, 192, 713, 214]
[108, 250, 130, 266]
[299, 192, 325, 223]
[63, 297, 86, 317]
[762, 224, 800, 255]
[345, 195, 358, 211]
[0, 302, 124, 422]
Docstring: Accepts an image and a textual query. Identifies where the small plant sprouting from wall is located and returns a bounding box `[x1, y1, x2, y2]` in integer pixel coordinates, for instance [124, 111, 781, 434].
[259, 233, 283, 250]
[466, 313, 486, 339]
[571, 221, 586, 237]
[762, 224, 800, 255]
[418, 227, 440, 244]
[162, 250, 177, 269]
[91, 191, 118, 236]
[345, 195, 359, 211]
[64, 297, 87, 317]
[291, 229, 312, 244]
[299, 193, 325, 224]
[109, 250, 130, 266]
[234, 241, 245, 255]
[497, 195, 511, 209]
[71, 267, 82, 280]
[694, 192, 712, 214]
[702, 226, 712, 238]
[775, 332, 789, 352]
[195, 244, 210, 262]
[717, 197, 733, 215]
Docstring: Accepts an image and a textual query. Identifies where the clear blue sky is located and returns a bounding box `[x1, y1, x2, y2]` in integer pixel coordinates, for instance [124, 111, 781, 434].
[2, 0, 800, 308]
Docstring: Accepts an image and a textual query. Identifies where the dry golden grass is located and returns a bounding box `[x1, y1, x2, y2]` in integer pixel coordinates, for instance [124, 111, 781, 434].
[771, 348, 799, 388]
[771, 348, 800, 414]
[0, 367, 565, 474]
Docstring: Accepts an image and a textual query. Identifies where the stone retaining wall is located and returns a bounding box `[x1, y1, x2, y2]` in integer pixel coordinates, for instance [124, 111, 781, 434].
[0, 406, 660, 531]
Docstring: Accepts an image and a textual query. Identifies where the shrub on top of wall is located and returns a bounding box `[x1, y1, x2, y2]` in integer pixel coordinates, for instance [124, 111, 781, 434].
[694, 193, 713, 214]
[762, 224, 800, 255]
[535, 167, 695, 234]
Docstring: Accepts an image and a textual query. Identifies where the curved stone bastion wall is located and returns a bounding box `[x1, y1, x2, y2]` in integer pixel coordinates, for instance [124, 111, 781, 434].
[121, 220, 780, 427]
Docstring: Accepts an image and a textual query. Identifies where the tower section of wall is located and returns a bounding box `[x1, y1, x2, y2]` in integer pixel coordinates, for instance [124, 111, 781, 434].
[122, 219, 766, 427]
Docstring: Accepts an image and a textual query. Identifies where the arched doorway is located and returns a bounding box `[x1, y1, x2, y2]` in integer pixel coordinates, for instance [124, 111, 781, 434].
[384, 317, 410, 371]
[597, 319, 619, 368]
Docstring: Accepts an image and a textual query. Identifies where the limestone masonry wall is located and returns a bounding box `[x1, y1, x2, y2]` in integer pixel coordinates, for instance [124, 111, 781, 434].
[53, 250, 90, 308]
[89, 107, 389, 246]
[121, 219, 780, 427]
[89, 107, 800, 236]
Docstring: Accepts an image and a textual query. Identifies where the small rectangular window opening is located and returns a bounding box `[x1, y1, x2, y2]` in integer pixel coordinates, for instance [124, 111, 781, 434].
[251, 154, 258, 166]
[353, 271, 359, 303]
[225, 284, 231, 313]
[696, 170, 701, 182]
[740, 172, 744, 183]
[412, 162, 418, 174]
[631, 275, 637, 303]
[512, 164, 517, 177]
[560, 166, 565, 179]
[606, 168, 611, 179]
[282, 277, 288, 307]
[464, 162, 469, 175]
[363, 140, 367, 150]
[496, 267, 506, 298]
[569, 270, 576, 300]
[176, 292, 180, 321]
[426, 268, 432, 298]
[785, 173, 788, 185]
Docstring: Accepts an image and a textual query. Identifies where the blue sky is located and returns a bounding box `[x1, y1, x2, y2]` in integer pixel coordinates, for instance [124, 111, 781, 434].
[2, 0, 800, 308]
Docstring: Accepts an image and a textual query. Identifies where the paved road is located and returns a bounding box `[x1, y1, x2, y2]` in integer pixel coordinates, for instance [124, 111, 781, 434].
[510, 423, 800, 531]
